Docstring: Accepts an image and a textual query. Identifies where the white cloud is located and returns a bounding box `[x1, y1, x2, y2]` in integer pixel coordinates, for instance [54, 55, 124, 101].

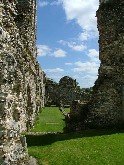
[71, 61, 99, 74]
[45, 68, 64, 73]
[68, 43, 86, 52]
[38, 0, 48, 7]
[59, 40, 86, 52]
[88, 49, 100, 62]
[37, 45, 67, 58]
[78, 30, 98, 41]
[65, 62, 73, 66]
[80, 75, 98, 88]
[72, 74, 98, 88]
[73, 67, 98, 73]
[61, 0, 99, 32]
[88, 49, 99, 58]
[37, 45, 51, 56]
[38, 0, 62, 7]
[83, 75, 98, 81]
[52, 49, 67, 57]
[78, 31, 89, 41]
[51, 0, 62, 5]
[38, 0, 99, 38]
[59, 40, 67, 46]
[75, 61, 98, 67]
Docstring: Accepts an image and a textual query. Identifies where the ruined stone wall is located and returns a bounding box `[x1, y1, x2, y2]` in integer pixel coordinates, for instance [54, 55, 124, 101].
[0, 0, 45, 164]
[86, 0, 124, 128]
[45, 78, 59, 106]
[59, 76, 77, 105]
[66, 0, 124, 131]
[45, 76, 82, 106]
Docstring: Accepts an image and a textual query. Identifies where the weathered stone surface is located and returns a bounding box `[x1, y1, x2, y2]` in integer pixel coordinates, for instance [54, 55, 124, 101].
[0, 0, 45, 164]
[27, 156, 38, 165]
[86, 0, 124, 128]
[45, 76, 83, 106]
[59, 76, 78, 105]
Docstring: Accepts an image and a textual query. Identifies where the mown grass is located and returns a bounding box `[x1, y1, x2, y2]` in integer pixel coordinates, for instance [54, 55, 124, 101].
[27, 107, 124, 165]
[31, 106, 69, 132]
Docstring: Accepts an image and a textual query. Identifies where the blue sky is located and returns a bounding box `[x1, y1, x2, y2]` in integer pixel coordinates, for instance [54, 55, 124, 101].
[36, 0, 100, 88]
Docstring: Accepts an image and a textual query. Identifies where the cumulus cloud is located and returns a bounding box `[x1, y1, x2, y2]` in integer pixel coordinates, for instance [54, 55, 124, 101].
[37, 45, 67, 58]
[73, 67, 98, 73]
[38, 0, 48, 7]
[88, 49, 99, 58]
[80, 75, 98, 87]
[37, 44, 51, 56]
[52, 49, 67, 57]
[65, 60, 99, 74]
[38, 0, 99, 34]
[51, 0, 62, 5]
[38, 0, 62, 7]
[59, 40, 86, 52]
[45, 68, 64, 73]
[65, 62, 73, 66]
[88, 49, 100, 62]
[78, 30, 98, 41]
[73, 61, 99, 74]
[71, 44, 86, 51]
[61, 0, 99, 32]
[83, 75, 98, 81]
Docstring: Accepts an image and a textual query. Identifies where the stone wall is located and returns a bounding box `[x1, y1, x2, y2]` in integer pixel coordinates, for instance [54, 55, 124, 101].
[0, 0, 45, 164]
[86, 0, 124, 128]
[45, 76, 83, 106]
[66, 0, 124, 131]
[45, 78, 59, 106]
[59, 76, 77, 105]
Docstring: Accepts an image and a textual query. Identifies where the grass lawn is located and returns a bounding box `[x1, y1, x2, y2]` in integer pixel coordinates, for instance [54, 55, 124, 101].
[27, 106, 124, 165]
[31, 106, 69, 132]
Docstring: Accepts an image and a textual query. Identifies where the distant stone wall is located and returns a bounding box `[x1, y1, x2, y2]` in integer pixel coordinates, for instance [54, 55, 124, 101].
[66, 0, 124, 131]
[0, 0, 45, 164]
[45, 78, 59, 106]
[45, 76, 83, 106]
[59, 76, 77, 105]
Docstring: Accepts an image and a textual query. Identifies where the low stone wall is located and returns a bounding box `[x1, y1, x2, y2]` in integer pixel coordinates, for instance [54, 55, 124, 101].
[0, 0, 45, 164]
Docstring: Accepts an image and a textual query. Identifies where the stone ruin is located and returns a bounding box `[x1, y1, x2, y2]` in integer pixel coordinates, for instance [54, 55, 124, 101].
[45, 78, 59, 106]
[45, 76, 83, 106]
[59, 76, 80, 105]
[0, 0, 46, 164]
[0, 0, 124, 164]
[67, 0, 124, 131]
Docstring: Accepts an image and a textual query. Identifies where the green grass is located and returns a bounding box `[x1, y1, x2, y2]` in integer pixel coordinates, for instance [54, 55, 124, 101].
[27, 107, 124, 165]
[31, 106, 69, 132]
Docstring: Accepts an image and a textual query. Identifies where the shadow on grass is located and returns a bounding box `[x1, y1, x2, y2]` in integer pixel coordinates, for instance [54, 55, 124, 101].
[26, 129, 124, 147]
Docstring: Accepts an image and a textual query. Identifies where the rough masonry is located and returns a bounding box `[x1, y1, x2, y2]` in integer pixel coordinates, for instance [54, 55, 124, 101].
[45, 76, 84, 106]
[67, 0, 124, 131]
[86, 0, 124, 128]
[0, 0, 124, 164]
[0, 0, 45, 164]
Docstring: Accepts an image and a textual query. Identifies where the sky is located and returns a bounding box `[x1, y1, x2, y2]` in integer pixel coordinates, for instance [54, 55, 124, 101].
[36, 0, 100, 88]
